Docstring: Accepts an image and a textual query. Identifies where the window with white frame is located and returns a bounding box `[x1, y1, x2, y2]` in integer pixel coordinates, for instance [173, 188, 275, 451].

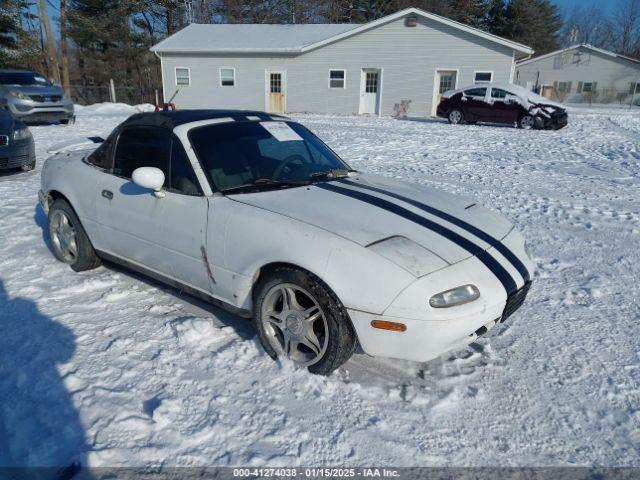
[220, 68, 235, 87]
[175, 67, 190, 86]
[579, 81, 596, 93]
[329, 70, 346, 89]
[474, 71, 493, 83]
[557, 81, 572, 93]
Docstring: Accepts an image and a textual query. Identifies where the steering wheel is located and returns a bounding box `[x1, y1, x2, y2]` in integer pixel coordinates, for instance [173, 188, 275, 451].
[273, 154, 308, 180]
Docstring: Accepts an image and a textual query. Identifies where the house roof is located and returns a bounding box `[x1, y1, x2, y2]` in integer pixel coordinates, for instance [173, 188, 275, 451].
[151, 7, 533, 56]
[516, 44, 640, 67]
[151, 24, 360, 54]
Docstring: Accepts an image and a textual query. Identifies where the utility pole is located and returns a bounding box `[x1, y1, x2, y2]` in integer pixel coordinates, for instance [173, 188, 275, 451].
[39, 0, 61, 84]
[60, 0, 71, 98]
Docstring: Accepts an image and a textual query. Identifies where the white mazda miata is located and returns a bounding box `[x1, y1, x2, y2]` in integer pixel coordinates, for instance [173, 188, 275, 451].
[39, 110, 534, 375]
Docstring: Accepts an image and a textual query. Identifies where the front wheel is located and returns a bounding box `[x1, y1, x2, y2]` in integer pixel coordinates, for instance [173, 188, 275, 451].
[48, 199, 101, 272]
[519, 115, 536, 130]
[253, 266, 356, 375]
[448, 108, 464, 125]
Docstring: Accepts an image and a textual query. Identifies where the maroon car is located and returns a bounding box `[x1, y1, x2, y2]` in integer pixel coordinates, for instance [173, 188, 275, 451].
[436, 83, 568, 130]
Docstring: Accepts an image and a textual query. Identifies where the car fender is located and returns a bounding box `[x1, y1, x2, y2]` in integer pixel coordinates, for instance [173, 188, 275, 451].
[41, 150, 102, 248]
[209, 196, 415, 314]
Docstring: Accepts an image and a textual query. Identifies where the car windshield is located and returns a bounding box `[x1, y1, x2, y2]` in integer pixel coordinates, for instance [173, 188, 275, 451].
[188, 121, 352, 193]
[0, 72, 51, 86]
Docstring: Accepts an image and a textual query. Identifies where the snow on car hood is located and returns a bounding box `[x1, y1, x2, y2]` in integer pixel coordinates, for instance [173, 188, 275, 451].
[230, 173, 513, 265]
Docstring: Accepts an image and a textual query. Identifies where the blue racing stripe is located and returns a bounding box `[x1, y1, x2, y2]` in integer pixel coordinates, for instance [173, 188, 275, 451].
[340, 179, 530, 283]
[317, 182, 518, 294]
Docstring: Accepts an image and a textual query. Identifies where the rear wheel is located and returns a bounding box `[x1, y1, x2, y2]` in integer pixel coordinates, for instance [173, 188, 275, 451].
[253, 266, 356, 375]
[519, 115, 536, 130]
[448, 108, 464, 125]
[48, 199, 101, 272]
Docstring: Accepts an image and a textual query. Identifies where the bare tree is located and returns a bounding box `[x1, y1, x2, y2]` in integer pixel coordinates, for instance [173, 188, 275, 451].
[39, 0, 60, 83]
[561, 3, 613, 49]
[60, 0, 71, 96]
[611, 0, 640, 57]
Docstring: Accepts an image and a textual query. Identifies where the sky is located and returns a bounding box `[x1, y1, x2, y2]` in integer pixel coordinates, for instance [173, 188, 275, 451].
[550, 0, 621, 14]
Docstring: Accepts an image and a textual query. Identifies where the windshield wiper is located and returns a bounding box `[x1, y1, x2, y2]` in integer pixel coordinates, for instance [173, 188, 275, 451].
[309, 168, 357, 182]
[221, 178, 310, 194]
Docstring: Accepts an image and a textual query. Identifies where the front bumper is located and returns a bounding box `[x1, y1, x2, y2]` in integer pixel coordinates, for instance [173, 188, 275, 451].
[349, 228, 534, 363]
[536, 111, 568, 130]
[0, 141, 36, 170]
[8, 98, 74, 123]
[349, 281, 532, 363]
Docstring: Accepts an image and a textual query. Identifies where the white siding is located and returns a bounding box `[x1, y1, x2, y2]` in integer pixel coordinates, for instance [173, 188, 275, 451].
[515, 46, 640, 101]
[160, 15, 516, 116]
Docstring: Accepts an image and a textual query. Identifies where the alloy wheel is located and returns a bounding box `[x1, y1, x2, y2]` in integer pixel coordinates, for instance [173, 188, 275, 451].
[50, 210, 78, 263]
[520, 115, 535, 129]
[449, 110, 462, 124]
[260, 283, 329, 366]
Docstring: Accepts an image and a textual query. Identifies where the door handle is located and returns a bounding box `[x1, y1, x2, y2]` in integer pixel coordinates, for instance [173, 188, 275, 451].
[102, 189, 113, 200]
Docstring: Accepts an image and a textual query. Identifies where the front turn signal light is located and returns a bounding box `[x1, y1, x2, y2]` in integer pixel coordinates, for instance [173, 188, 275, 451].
[371, 320, 407, 332]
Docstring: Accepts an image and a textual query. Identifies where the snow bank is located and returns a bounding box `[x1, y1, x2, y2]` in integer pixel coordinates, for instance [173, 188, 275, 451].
[74, 102, 155, 116]
[1, 108, 639, 468]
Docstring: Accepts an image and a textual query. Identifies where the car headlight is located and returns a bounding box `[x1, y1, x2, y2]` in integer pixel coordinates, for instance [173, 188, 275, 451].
[13, 128, 32, 141]
[8, 90, 30, 101]
[429, 284, 480, 308]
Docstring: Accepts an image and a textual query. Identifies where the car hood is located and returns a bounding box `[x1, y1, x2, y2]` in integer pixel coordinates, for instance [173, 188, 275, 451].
[229, 173, 514, 265]
[2, 84, 64, 96]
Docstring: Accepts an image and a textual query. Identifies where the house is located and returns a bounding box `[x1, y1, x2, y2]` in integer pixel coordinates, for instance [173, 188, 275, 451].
[514, 44, 640, 104]
[151, 8, 533, 117]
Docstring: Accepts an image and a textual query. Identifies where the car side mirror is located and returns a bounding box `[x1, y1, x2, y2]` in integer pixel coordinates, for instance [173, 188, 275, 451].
[132, 167, 166, 198]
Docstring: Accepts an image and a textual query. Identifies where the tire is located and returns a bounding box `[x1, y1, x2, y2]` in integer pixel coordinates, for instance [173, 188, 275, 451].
[21, 159, 35, 171]
[253, 266, 356, 375]
[519, 114, 536, 130]
[448, 108, 464, 125]
[60, 117, 75, 125]
[48, 199, 101, 272]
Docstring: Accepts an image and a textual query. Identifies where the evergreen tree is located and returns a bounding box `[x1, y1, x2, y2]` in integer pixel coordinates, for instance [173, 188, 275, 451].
[449, 0, 490, 29]
[0, 0, 35, 68]
[504, 0, 562, 54]
[486, 0, 508, 37]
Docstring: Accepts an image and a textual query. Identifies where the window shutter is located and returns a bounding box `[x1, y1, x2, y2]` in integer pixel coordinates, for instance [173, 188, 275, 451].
[577, 81, 583, 93]
[566, 81, 572, 93]
[592, 82, 597, 93]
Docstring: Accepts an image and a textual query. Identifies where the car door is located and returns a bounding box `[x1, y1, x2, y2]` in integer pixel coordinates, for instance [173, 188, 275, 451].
[488, 88, 520, 124]
[95, 125, 214, 294]
[461, 87, 488, 121]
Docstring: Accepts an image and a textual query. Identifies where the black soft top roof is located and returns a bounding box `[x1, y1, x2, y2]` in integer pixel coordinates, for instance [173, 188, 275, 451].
[121, 109, 287, 129]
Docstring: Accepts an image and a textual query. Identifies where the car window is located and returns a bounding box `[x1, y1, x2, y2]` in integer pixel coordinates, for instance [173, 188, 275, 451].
[169, 136, 202, 196]
[188, 121, 349, 192]
[112, 126, 170, 183]
[86, 136, 114, 170]
[491, 88, 509, 99]
[464, 87, 487, 98]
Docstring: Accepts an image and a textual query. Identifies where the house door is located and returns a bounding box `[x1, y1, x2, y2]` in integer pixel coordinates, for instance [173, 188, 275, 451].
[432, 70, 457, 115]
[359, 69, 381, 115]
[266, 71, 285, 113]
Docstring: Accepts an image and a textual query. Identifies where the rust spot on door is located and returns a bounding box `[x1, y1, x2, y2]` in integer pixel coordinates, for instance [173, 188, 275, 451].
[200, 245, 216, 284]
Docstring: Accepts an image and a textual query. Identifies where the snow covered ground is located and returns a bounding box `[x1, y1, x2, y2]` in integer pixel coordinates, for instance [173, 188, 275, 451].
[0, 106, 639, 468]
